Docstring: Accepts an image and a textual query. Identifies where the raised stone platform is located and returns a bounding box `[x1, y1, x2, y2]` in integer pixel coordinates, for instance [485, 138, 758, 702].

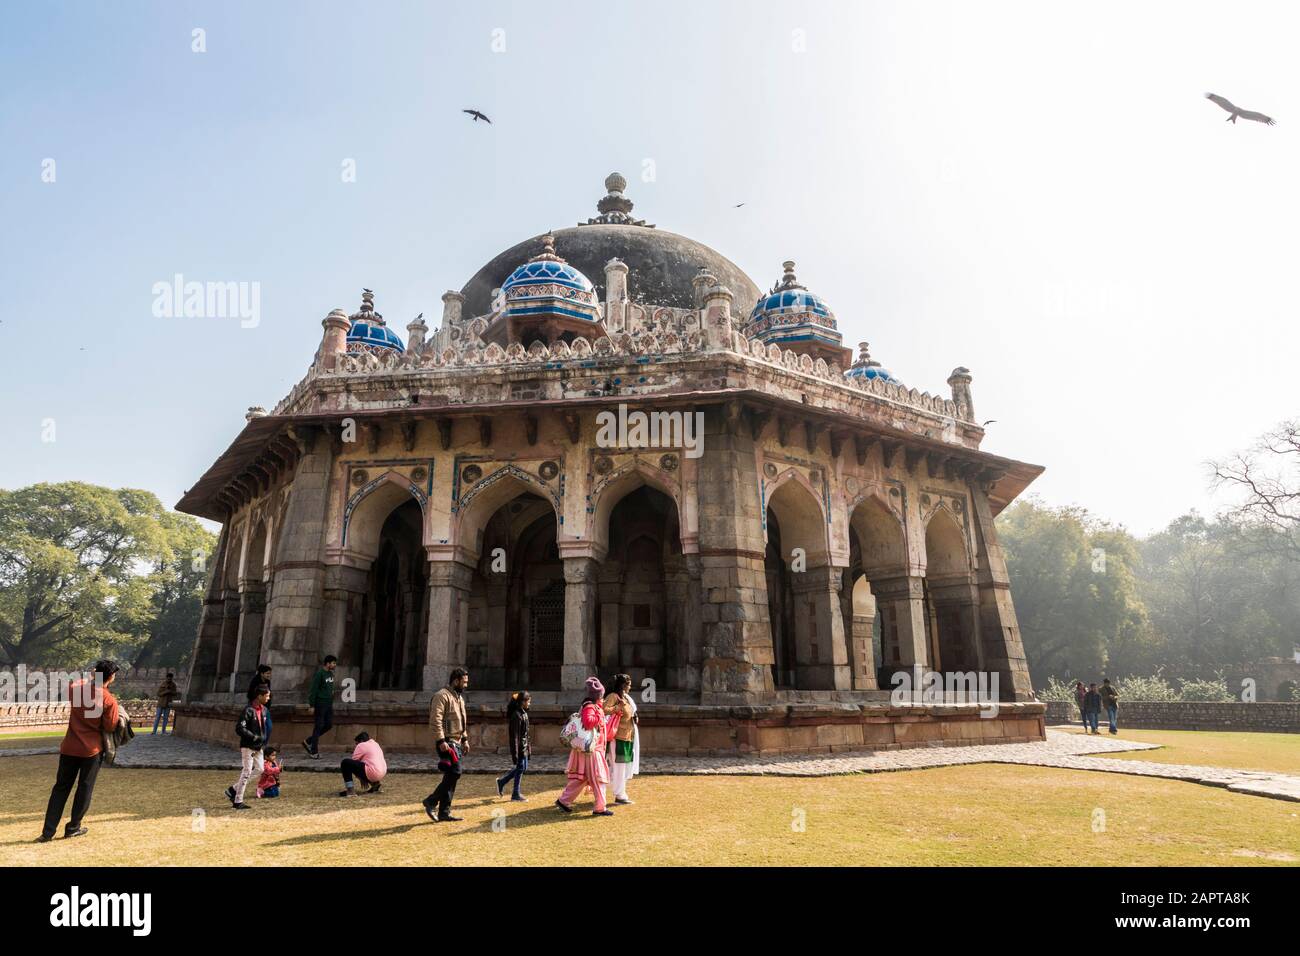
[173, 696, 1046, 756]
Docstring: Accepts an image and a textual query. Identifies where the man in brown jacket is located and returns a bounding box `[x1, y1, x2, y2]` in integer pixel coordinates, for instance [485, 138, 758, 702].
[423, 667, 470, 822]
[39, 660, 121, 842]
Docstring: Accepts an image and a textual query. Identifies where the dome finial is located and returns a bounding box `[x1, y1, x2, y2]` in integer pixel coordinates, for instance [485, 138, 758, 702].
[360, 288, 375, 313]
[530, 231, 564, 263]
[857, 341, 871, 362]
[586, 171, 651, 227]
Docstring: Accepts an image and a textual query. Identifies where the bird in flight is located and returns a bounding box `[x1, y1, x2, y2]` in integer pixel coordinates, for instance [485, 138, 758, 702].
[463, 109, 491, 124]
[734, 202, 746, 208]
[982, 420, 997, 427]
[1204, 93, 1276, 126]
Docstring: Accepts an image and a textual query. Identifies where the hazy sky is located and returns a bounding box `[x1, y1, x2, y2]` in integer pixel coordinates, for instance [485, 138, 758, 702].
[1, 0, 1295, 534]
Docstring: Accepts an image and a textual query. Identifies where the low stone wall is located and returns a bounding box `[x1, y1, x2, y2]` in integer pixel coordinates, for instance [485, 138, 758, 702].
[174, 700, 1046, 756]
[1044, 699, 1300, 733]
[0, 700, 162, 734]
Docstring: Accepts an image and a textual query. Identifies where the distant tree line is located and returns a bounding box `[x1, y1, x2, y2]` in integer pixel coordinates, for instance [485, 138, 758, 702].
[999, 419, 1300, 690]
[0, 482, 216, 671]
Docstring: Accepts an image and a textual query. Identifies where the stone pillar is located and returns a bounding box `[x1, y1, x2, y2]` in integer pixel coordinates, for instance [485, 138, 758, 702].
[948, 367, 975, 423]
[215, 593, 241, 693]
[484, 579, 509, 688]
[561, 557, 600, 690]
[696, 405, 775, 702]
[843, 571, 879, 690]
[701, 284, 735, 351]
[871, 575, 930, 692]
[187, 524, 232, 697]
[321, 564, 367, 682]
[789, 564, 852, 690]
[232, 583, 266, 691]
[262, 425, 336, 695]
[968, 482, 1035, 700]
[424, 559, 473, 690]
[406, 314, 428, 355]
[318, 309, 350, 371]
[604, 258, 628, 333]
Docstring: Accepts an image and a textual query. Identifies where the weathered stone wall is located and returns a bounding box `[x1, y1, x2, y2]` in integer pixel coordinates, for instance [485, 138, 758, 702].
[173, 699, 1046, 756]
[0, 699, 159, 733]
[1045, 699, 1300, 732]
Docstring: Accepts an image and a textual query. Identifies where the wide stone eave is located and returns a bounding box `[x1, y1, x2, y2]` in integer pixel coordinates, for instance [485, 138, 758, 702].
[176, 388, 1043, 521]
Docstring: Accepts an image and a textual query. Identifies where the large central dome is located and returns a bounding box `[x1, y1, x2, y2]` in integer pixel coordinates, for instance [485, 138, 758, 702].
[459, 174, 761, 318]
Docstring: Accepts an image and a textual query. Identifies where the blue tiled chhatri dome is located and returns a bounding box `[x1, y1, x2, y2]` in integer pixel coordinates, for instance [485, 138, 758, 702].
[346, 289, 405, 356]
[744, 261, 843, 352]
[844, 341, 900, 384]
[501, 233, 600, 322]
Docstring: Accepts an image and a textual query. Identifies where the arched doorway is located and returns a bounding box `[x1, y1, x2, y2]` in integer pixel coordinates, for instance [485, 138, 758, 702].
[923, 507, 980, 673]
[764, 476, 850, 689]
[356, 498, 426, 690]
[458, 478, 564, 691]
[602, 485, 682, 690]
[848, 493, 912, 689]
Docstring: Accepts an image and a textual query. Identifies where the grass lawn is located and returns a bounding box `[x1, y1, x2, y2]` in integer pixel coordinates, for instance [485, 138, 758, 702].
[0, 732, 64, 750]
[1052, 726, 1300, 776]
[1, 753, 1296, 866]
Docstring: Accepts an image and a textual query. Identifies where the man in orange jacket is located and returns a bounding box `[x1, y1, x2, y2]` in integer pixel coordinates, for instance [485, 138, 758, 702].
[38, 660, 121, 842]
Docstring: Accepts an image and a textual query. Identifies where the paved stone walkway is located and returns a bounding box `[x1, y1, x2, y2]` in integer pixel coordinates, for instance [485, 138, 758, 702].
[6, 731, 1298, 802]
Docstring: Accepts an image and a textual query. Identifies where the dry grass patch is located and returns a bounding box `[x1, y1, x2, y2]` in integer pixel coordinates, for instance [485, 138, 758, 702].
[1053, 726, 1300, 775]
[0, 754, 1296, 867]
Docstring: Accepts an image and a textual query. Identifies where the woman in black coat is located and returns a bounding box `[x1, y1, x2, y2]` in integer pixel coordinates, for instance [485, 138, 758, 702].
[495, 691, 531, 802]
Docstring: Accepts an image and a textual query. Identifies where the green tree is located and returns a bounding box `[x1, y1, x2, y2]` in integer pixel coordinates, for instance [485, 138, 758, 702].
[997, 498, 1149, 683]
[0, 482, 213, 668]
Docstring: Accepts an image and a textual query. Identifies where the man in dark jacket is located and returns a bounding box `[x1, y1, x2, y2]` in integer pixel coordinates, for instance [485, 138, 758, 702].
[1099, 678, 1120, 735]
[303, 656, 336, 759]
[1073, 680, 1087, 729]
[247, 664, 273, 743]
[152, 672, 180, 735]
[1082, 683, 1102, 735]
[225, 684, 270, 810]
[496, 691, 531, 802]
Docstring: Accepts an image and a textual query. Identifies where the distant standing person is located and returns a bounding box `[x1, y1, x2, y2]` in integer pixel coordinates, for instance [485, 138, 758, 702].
[152, 671, 180, 735]
[1082, 682, 1102, 735]
[602, 674, 639, 805]
[496, 691, 531, 801]
[303, 656, 337, 759]
[1100, 678, 1120, 735]
[38, 660, 122, 842]
[249, 664, 273, 743]
[423, 668, 470, 822]
[227, 684, 270, 810]
[1072, 680, 1087, 729]
[340, 731, 387, 796]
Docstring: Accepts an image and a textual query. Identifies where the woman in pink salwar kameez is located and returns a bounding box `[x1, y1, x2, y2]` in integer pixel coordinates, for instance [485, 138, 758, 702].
[555, 677, 615, 816]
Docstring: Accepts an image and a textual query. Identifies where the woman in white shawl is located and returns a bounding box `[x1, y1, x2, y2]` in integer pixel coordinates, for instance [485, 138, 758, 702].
[602, 673, 640, 805]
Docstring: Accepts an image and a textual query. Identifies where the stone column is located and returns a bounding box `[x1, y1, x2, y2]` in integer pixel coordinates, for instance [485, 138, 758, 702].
[317, 309, 351, 371]
[967, 482, 1035, 700]
[187, 524, 232, 697]
[604, 258, 628, 333]
[321, 564, 367, 679]
[561, 557, 600, 690]
[843, 571, 879, 690]
[232, 583, 267, 691]
[424, 559, 474, 690]
[871, 575, 930, 693]
[789, 564, 852, 690]
[696, 404, 775, 702]
[261, 425, 336, 695]
[215, 592, 241, 693]
[484, 579, 509, 689]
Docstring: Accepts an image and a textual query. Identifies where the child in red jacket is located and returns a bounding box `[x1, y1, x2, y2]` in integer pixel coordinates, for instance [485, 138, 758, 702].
[256, 746, 282, 798]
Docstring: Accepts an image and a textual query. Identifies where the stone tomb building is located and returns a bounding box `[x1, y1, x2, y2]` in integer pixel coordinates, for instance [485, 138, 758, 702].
[176, 174, 1046, 754]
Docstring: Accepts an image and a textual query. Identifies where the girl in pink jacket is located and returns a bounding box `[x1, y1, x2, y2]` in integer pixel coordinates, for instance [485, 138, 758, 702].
[339, 732, 387, 796]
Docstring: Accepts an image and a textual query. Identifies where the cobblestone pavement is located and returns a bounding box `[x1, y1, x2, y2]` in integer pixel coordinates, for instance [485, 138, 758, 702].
[6, 731, 1298, 801]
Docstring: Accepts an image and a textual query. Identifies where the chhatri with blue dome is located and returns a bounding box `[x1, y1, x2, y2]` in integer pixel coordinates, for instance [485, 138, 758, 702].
[844, 341, 901, 385]
[484, 232, 602, 347]
[743, 261, 850, 367]
[345, 289, 405, 357]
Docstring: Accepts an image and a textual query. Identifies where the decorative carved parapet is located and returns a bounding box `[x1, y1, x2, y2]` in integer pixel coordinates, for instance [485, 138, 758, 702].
[281, 301, 961, 425]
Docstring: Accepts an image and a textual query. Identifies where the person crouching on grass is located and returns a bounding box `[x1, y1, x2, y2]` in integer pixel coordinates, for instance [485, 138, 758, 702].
[256, 746, 282, 798]
[225, 684, 270, 810]
[340, 731, 387, 797]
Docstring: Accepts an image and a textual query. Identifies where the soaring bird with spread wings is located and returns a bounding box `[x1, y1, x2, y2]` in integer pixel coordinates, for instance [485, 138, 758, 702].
[1205, 93, 1276, 126]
